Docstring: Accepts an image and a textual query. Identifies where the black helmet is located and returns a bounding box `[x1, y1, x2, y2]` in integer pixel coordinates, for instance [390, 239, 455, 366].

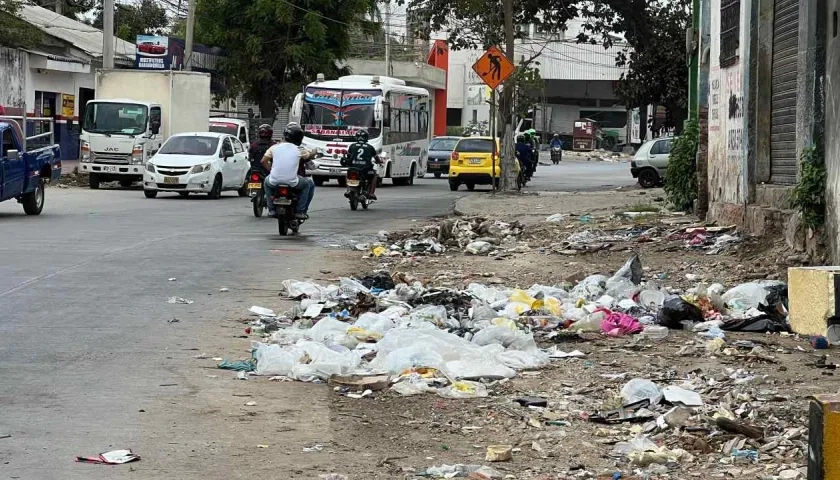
[258, 124, 273, 140]
[517, 134, 525, 142]
[283, 123, 304, 146]
[355, 129, 369, 143]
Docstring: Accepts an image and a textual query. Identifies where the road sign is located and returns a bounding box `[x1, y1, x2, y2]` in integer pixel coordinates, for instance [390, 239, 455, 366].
[472, 46, 515, 90]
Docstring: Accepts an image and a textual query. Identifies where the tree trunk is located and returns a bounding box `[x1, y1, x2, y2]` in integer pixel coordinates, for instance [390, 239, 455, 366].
[258, 79, 278, 121]
[499, 0, 517, 191]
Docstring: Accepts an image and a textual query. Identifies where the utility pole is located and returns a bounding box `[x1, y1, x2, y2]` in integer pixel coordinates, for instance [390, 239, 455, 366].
[384, 1, 391, 76]
[184, 0, 197, 71]
[102, 0, 115, 69]
[498, 0, 515, 191]
[55, 0, 62, 15]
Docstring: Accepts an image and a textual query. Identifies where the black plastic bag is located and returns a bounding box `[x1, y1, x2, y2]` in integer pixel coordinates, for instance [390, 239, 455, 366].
[658, 297, 704, 329]
[360, 272, 395, 291]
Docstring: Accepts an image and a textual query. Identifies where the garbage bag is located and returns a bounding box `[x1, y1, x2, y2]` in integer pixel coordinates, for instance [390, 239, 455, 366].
[471, 325, 539, 351]
[621, 378, 662, 404]
[467, 283, 509, 304]
[391, 374, 436, 396]
[307, 317, 351, 343]
[466, 241, 493, 255]
[382, 345, 445, 374]
[527, 284, 569, 300]
[360, 271, 396, 291]
[658, 297, 704, 329]
[496, 349, 550, 369]
[722, 281, 787, 311]
[339, 277, 371, 296]
[409, 305, 449, 326]
[437, 381, 489, 399]
[353, 312, 396, 336]
[598, 309, 643, 336]
[570, 275, 608, 301]
[612, 254, 644, 285]
[721, 315, 791, 333]
[282, 279, 325, 300]
[254, 343, 307, 376]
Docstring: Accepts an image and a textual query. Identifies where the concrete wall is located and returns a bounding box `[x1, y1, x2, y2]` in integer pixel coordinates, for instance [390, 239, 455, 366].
[26, 67, 95, 119]
[825, 0, 840, 262]
[0, 48, 27, 113]
[707, 0, 751, 224]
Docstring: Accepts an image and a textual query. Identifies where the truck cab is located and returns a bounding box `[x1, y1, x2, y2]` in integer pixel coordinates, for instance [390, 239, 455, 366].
[209, 118, 249, 147]
[78, 99, 162, 189]
[0, 119, 62, 214]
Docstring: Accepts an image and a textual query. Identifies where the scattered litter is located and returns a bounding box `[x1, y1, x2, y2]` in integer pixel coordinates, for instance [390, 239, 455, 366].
[75, 449, 140, 465]
[167, 318, 180, 323]
[167, 296, 193, 304]
[249, 306, 276, 317]
[662, 385, 704, 407]
[546, 347, 586, 358]
[219, 287, 230, 292]
[422, 464, 502, 478]
[303, 444, 324, 453]
[545, 213, 565, 223]
[485, 445, 513, 462]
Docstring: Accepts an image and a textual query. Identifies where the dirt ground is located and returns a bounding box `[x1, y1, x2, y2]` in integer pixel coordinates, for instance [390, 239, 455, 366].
[217, 189, 820, 479]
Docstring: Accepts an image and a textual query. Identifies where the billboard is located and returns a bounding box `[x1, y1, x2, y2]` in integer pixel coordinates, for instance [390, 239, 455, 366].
[135, 34, 170, 69]
[134, 35, 226, 93]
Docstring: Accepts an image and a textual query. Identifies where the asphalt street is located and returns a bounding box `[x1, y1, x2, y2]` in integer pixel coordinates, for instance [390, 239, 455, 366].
[0, 161, 633, 479]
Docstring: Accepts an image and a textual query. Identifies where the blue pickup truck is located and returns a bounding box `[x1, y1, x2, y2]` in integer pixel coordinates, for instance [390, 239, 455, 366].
[0, 120, 62, 215]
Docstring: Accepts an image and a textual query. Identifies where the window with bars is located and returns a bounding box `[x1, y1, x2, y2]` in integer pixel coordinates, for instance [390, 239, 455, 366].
[720, 0, 740, 67]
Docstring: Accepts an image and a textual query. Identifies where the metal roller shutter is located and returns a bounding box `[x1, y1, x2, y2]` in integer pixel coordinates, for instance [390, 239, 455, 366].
[769, 0, 799, 185]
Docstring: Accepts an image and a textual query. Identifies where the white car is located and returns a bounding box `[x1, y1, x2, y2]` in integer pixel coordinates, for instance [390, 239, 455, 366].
[143, 132, 250, 199]
[630, 136, 674, 188]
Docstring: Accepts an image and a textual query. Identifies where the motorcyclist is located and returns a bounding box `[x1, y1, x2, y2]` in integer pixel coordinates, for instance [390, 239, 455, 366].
[249, 124, 274, 170]
[342, 129, 379, 200]
[550, 134, 563, 148]
[527, 129, 539, 172]
[261, 123, 316, 219]
[515, 134, 533, 180]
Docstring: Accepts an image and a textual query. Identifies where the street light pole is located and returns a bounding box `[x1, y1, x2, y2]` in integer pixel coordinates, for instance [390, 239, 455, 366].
[102, 0, 114, 69]
[184, 0, 197, 71]
[384, 1, 391, 76]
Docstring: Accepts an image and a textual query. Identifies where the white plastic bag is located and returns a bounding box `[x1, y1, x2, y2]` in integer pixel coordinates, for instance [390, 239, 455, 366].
[621, 378, 662, 404]
[471, 325, 538, 351]
[339, 277, 370, 296]
[545, 213, 565, 223]
[353, 312, 396, 336]
[281, 279, 325, 299]
[391, 373, 435, 396]
[437, 380, 489, 399]
[254, 343, 306, 376]
[409, 305, 449, 326]
[307, 317, 350, 343]
[496, 349, 550, 369]
[465, 241, 492, 255]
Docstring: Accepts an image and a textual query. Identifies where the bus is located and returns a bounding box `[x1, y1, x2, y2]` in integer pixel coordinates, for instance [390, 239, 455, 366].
[290, 75, 430, 186]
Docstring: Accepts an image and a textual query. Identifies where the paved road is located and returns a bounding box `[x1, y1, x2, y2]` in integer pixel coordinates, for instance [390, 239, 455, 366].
[0, 163, 632, 479]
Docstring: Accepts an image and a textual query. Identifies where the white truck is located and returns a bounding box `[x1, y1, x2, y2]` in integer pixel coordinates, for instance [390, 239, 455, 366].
[79, 70, 212, 189]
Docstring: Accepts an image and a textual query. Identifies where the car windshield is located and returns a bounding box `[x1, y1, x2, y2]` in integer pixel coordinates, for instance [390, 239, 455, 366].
[301, 88, 381, 140]
[209, 123, 238, 136]
[158, 136, 219, 155]
[455, 139, 493, 153]
[82, 102, 148, 136]
[430, 138, 459, 151]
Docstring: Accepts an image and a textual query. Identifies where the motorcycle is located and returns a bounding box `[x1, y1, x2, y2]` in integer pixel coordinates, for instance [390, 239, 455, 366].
[247, 167, 267, 217]
[551, 146, 562, 164]
[345, 168, 373, 211]
[271, 184, 305, 236]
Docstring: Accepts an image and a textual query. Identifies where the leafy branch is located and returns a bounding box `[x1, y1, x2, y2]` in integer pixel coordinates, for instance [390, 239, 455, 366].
[790, 145, 826, 230]
[663, 119, 698, 210]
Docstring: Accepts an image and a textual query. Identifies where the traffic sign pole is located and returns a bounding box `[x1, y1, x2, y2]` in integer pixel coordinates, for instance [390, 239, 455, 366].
[472, 46, 515, 192]
[491, 88, 497, 193]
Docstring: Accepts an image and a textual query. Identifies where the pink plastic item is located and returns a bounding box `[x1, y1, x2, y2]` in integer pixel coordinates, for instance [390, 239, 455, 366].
[595, 308, 643, 336]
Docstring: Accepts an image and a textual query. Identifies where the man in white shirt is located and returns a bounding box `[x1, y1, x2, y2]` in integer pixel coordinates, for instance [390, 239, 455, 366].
[261, 123, 315, 219]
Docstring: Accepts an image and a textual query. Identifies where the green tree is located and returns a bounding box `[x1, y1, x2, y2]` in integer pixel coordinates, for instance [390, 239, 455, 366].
[30, 0, 95, 21]
[194, 0, 379, 120]
[0, 0, 41, 48]
[92, 0, 169, 42]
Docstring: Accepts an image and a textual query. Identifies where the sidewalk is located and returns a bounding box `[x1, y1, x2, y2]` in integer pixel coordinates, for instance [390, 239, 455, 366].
[61, 159, 79, 175]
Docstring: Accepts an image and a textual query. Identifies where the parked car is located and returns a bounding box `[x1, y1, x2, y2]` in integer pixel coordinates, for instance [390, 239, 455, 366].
[448, 136, 518, 191]
[427, 136, 460, 178]
[631, 136, 674, 188]
[143, 132, 250, 199]
[0, 119, 61, 215]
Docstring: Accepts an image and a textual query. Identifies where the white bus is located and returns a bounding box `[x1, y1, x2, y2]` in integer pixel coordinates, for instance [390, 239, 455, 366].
[290, 75, 429, 186]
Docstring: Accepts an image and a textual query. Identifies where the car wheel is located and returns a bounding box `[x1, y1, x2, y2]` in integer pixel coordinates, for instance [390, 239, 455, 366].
[144, 189, 158, 198]
[22, 178, 45, 215]
[408, 165, 416, 185]
[179, 192, 190, 197]
[238, 179, 249, 197]
[449, 181, 459, 191]
[638, 169, 660, 189]
[434, 172, 442, 178]
[208, 174, 223, 199]
[89, 173, 100, 190]
[313, 177, 325, 187]
[466, 183, 475, 191]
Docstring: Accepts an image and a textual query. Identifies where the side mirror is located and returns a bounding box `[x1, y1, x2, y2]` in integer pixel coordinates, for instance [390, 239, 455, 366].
[222, 147, 234, 159]
[7, 149, 20, 160]
[150, 120, 161, 135]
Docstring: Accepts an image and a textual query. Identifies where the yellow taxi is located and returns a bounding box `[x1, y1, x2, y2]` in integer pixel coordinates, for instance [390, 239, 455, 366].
[448, 136, 519, 191]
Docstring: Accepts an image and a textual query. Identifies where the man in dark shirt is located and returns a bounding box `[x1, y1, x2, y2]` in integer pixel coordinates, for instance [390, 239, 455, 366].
[343, 129, 379, 200]
[515, 134, 533, 179]
[248, 124, 274, 170]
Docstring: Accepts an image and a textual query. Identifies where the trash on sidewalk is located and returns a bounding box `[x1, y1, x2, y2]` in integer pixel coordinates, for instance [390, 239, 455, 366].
[485, 445, 513, 462]
[75, 449, 140, 465]
[167, 296, 193, 304]
[422, 464, 503, 478]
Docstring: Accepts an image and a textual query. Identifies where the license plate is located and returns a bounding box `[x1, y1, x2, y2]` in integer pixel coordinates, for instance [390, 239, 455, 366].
[274, 198, 292, 205]
[329, 168, 343, 174]
[164, 176, 179, 184]
[247, 182, 262, 189]
[101, 165, 117, 173]
[469, 158, 482, 164]
[347, 179, 360, 186]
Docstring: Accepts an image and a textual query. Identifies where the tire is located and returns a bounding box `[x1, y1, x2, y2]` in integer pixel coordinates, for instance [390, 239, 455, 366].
[208, 174, 223, 199]
[408, 165, 416, 185]
[278, 213, 289, 236]
[449, 181, 459, 191]
[313, 177, 324, 187]
[516, 173, 523, 191]
[466, 183, 475, 191]
[179, 192, 190, 197]
[638, 169, 660, 189]
[238, 179, 248, 197]
[349, 190, 359, 211]
[362, 197, 369, 210]
[144, 189, 158, 198]
[252, 197, 264, 217]
[434, 172, 442, 178]
[89, 173, 100, 190]
[22, 178, 45, 215]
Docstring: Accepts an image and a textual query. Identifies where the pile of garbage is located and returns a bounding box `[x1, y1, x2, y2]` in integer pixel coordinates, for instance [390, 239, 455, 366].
[224, 254, 790, 403]
[356, 217, 524, 258]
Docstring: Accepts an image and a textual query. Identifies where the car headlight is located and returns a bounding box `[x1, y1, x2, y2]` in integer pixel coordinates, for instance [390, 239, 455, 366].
[190, 163, 211, 174]
[146, 163, 156, 173]
[80, 141, 92, 162]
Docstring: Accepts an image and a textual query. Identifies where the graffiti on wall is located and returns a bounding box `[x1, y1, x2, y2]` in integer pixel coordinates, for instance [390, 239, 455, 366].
[709, 71, 721, 131]
[724, 67, 743, 159]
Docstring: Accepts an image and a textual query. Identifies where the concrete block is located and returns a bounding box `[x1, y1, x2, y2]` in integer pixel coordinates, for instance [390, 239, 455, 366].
[708, 202, 745, 228]
[755, 184, 793, 209]
[788, 266, 840, 336]
[808, 394, 840, 480]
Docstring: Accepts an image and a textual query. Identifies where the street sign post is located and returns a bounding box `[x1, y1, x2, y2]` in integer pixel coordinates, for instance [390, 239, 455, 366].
[472, 46, 515, 193]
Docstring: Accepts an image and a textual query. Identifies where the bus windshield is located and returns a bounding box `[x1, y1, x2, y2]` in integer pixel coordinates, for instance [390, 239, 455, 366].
[83, 102, 148, 136]
[301, 88, 381, 141]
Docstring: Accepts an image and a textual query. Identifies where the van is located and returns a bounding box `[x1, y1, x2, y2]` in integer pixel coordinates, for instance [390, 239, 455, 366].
[448, 137, 518, 191]
[630, 137, 674, 188]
